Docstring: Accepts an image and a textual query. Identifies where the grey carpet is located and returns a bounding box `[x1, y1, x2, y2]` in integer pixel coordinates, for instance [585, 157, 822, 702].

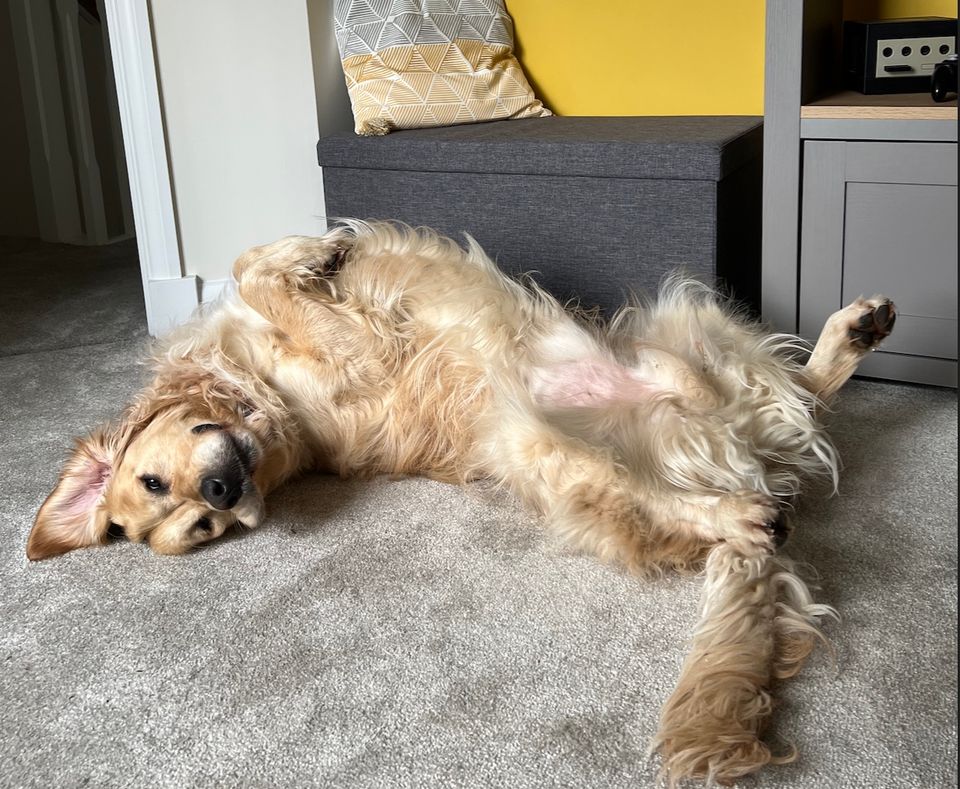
[0, 239, 956, 788]
[0, 236, 146, 356]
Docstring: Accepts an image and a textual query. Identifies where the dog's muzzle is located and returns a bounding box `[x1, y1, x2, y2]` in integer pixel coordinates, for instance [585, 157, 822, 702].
[197, 428, 258, 512]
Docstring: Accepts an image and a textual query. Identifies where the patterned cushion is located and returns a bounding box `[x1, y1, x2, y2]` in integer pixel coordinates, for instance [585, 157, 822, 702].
[333, 0, 551, 136]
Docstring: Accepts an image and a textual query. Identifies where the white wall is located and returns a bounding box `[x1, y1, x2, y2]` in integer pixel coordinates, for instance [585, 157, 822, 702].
[306, 0, 353, 139]
[149, 0, 350, 284]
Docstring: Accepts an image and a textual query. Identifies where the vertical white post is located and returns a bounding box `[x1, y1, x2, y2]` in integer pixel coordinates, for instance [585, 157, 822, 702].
[100, 0, 196, 336]
[95, 0, 135, 239]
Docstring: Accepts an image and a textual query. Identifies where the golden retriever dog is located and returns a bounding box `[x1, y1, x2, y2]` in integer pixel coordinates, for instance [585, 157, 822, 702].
[28, 221, 896, 785]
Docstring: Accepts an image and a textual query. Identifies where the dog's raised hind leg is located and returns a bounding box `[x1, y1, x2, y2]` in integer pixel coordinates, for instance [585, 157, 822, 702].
[799, 296, 896, 400]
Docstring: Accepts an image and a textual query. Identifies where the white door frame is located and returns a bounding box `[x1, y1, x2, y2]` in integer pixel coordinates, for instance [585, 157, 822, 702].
[101, 0, 198, 336]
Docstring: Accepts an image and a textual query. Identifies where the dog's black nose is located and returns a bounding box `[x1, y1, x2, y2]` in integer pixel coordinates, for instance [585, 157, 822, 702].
[200, 474, 243, 510]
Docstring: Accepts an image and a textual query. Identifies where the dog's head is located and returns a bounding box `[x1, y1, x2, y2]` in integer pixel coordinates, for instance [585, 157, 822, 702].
[27, 405, 265, 560]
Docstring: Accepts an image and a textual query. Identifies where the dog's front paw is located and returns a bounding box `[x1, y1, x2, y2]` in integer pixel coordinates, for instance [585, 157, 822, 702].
[848, 297, 896, 351]
[233, 234, 352, 290]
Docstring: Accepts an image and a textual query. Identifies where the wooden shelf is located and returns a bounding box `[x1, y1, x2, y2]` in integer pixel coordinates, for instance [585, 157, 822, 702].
[801, 90, 958, 120]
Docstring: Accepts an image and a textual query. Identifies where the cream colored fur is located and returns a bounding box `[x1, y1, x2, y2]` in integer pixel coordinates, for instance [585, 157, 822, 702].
[28, 220, 897, 785]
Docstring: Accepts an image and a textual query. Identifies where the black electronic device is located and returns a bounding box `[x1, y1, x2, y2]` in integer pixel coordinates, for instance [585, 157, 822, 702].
[843, 16, 957, 94]
[931, 54, 958, 101]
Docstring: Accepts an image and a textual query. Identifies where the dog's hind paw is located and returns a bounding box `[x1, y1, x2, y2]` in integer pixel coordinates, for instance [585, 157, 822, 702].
[655, 733, 776, 788]
[715, 490, 780, 555]
[848, 297, 896, 351]
[764, 509, 791, 549]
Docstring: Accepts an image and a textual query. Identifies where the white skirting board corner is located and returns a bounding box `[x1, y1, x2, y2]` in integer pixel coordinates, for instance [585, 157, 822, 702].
[146, 276, 199, 337]
[199, 277, 234, 305]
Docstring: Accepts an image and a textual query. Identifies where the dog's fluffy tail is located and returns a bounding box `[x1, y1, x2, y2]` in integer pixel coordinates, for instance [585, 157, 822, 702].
[650, 543, 836, 786]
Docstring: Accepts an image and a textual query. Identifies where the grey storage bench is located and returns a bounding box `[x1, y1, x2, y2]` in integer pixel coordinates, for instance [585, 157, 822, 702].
[317, 116, 763, 316]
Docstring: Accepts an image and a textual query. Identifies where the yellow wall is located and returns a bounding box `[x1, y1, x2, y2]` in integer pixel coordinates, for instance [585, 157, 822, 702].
[507, 1, 957, 116]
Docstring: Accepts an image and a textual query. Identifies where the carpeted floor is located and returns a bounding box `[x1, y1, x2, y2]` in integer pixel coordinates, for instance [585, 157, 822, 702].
[0, 238, 956, 788]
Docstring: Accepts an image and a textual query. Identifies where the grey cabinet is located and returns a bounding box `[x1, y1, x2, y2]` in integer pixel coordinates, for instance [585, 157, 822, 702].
[799, 141, 957, 386]
[762, 0, 958, 387]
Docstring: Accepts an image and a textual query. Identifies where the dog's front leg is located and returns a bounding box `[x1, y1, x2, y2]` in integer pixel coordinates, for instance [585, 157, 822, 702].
[233, 231, 355, 353]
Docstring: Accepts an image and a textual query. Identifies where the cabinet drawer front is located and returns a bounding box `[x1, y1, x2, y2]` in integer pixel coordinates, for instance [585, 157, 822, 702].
[842, 181, 958, 360]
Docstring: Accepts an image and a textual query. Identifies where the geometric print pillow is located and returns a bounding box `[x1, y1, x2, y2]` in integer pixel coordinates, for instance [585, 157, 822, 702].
[333, 0, 551, 136]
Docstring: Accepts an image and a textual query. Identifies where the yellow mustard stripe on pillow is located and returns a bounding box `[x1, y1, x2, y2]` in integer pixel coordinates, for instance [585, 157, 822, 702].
[341, 40, 550, 135]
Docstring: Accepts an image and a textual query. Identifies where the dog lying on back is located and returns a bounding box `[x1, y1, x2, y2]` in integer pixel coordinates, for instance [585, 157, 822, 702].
[28, 221, 895, 785]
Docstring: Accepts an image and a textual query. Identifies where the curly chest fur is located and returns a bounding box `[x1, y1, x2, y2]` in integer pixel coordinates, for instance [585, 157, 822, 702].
[268, 321, 491, 482]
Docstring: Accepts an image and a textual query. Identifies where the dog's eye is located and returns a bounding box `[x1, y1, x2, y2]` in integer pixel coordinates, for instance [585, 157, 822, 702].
[194, 516, 213, 533]
[140, 475, 168, 494]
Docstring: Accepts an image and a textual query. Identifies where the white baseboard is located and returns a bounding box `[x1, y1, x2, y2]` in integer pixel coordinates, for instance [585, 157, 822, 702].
[146, 276, 198, 337]
[142, 276, 234, 337]
[200, 277, 233, 305]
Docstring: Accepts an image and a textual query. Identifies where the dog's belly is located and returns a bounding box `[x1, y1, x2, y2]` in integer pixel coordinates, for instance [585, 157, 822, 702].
[530, 359, 655, 408]
[527, 323, 720, 410]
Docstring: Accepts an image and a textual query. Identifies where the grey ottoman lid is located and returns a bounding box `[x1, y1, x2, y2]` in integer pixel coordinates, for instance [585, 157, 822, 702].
[317, 116, 762, 181]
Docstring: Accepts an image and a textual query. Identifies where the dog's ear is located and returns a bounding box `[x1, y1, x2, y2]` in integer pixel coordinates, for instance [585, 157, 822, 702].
[27, 425, 125, 560]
